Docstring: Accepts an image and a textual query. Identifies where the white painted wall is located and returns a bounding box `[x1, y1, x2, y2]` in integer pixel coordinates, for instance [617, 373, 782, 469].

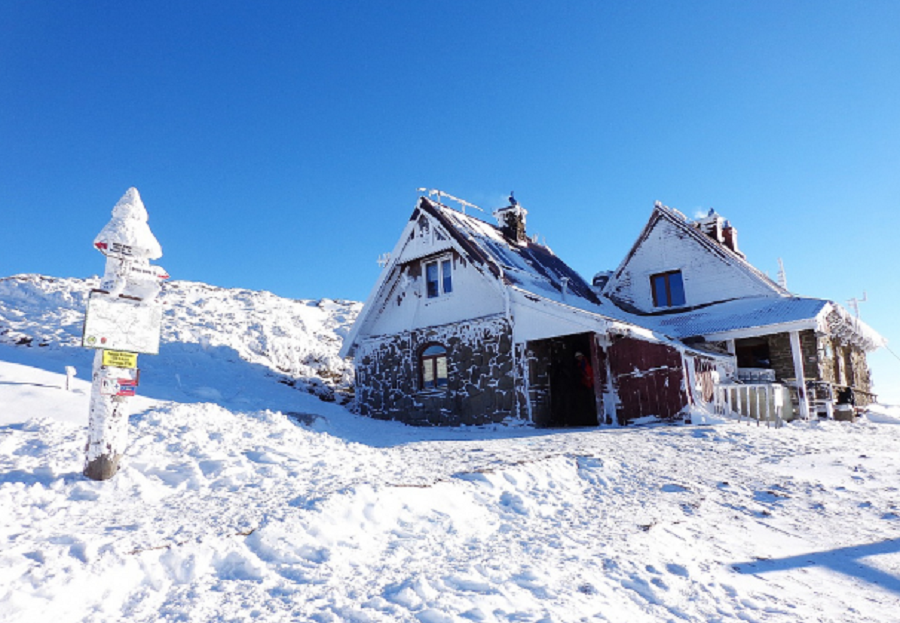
[510, 290, 609, 344]
[607, 217, 779, 312]
[366, 215, 505, 336]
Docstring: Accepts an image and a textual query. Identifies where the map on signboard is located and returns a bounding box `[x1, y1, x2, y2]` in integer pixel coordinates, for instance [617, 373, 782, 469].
[82, 291, 163, 355]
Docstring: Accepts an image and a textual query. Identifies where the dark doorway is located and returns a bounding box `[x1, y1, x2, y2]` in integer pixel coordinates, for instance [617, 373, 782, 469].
[735, 337, 772, 369]
[527, 332, 598, 428]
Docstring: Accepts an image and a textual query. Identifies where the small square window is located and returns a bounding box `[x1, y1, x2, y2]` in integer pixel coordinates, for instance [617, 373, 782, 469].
[650, 270, 685, 307]
[425, 257, 453, 299]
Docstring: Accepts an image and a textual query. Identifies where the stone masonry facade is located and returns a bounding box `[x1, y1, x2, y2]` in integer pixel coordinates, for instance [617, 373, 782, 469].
[753, 330, 873, 410]
[354, 314, 522, 426]
[766, 330, 871, 393]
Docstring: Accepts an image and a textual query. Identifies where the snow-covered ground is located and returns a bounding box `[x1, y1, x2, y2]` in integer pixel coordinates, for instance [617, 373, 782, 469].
[2, 275, 900, 622]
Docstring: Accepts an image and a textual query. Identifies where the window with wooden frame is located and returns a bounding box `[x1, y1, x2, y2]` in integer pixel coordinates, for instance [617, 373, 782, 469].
[650, 270, 686, 307]
[420, 344, 448, 390]
[425, 256, 453, 299]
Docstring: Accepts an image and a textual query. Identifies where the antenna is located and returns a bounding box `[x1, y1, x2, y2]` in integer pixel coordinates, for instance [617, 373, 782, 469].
[376, 252, 391, 269]
[416, 188, 483, 215]
[847, 291, 867, 320]
[777, 257, 788, 290]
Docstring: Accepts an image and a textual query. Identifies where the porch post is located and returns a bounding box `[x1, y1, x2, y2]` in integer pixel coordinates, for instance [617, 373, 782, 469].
[789, 330, 810, 420]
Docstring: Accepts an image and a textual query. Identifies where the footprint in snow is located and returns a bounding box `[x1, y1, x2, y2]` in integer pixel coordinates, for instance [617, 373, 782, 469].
[499, 491, 529, 516]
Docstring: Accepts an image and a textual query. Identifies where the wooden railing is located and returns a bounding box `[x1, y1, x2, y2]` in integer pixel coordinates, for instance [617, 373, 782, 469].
[715, 383, 786, 428]
[784, 380, 878, 418]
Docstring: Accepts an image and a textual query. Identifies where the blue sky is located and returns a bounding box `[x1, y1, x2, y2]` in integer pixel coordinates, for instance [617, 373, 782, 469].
[2, 1, 900, 399]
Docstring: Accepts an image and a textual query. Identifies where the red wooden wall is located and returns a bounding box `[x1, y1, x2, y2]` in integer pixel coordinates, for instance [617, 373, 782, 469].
[607, 337, 687, 422]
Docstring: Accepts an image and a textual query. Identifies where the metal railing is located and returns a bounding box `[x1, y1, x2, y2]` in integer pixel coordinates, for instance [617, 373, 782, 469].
[737, 367, 776, 383]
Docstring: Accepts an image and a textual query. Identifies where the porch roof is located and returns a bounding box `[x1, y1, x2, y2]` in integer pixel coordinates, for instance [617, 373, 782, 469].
[642, 296, 884, 351]
[652, 296, 826, 337]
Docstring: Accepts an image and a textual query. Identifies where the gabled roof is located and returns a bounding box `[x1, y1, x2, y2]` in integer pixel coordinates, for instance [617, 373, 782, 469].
[342, 196, 886, 360]
[340, 197, 604, 357]
[419, 198, 601, 310]
[605, 202, 788, 307]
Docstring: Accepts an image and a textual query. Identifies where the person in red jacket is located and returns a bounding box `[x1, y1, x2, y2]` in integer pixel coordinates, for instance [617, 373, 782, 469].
[575, 352, 593, 389]
[572, 352, 597, 426]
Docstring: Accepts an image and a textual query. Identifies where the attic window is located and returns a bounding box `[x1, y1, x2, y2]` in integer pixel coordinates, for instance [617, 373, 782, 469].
[420, 344, 448, 389]
[651, 270, 685, 307]
[418, 217, 430, 238]
[425, 257, 453, 298]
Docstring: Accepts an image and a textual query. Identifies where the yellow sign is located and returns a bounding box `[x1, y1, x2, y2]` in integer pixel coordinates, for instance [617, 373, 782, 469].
[102, 350, 138, 369]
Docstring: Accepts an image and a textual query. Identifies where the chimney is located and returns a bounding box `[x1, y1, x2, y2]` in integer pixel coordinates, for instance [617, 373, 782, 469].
[722, 220, 743, 257]
[697, 208, 725, 243]
[695, 209, 746, 258]
[493, 203, 528, 244]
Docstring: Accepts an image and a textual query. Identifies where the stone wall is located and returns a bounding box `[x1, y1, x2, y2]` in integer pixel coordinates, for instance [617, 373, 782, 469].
[758, 330, 873, 408]
[354, 314, 521, 426]
[766, 330, 819, 381]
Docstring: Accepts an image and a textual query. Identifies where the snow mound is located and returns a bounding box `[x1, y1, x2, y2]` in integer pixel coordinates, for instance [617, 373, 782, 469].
[0, 274, 361, 399]
[863, 403, 900, 424]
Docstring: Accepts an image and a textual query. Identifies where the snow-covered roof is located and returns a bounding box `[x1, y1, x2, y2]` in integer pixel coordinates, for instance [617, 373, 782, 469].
[420, 198, 603, 312]
[649, 296, 828, 338]
[343, 196, 885, 358]
[635, 295, 885, 352]
[604, 202, 788, 308]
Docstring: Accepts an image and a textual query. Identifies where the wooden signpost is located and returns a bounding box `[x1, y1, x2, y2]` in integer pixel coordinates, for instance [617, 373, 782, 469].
[82, 188, 167, 481]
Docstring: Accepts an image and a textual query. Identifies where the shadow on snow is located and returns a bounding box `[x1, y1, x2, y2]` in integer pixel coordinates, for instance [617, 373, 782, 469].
[733, 538, 900, 596]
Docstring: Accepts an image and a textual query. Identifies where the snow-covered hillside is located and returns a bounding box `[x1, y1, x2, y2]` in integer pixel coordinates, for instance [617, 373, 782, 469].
[2, 274, 900, 622]
[0, 274, 361, 401]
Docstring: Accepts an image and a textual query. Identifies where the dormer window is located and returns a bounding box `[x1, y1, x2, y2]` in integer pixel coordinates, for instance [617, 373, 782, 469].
[651, 270, 685, 307]
[425, 257, 453, 298]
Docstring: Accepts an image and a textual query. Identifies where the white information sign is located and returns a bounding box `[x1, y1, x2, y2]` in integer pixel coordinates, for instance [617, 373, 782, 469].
[82, 291, 163, 355]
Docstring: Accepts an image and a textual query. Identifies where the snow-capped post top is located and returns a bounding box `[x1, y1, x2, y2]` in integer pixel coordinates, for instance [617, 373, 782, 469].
[94, 187, 163, 260]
